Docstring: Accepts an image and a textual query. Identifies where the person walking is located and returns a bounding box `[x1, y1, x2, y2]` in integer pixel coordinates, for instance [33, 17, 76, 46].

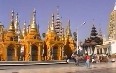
[71, 53, 76, 63]
[75, 55, 80, 66]
[85, 53, 91, 68]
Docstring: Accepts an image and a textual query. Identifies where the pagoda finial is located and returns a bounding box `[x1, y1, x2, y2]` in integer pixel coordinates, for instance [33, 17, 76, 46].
[66, 20, 72, 36]
[9, 10, 15, 31]
[56, 6, 61, 24]
[11, 10, 14, 20]
[98, 27, 102, 37]
[98, 24, 102, 38]
[47, 21, 50, 33]
[68, 20, 70, 26]
[30, 8, 37, 30]
[37, 23, 40, 34]
[22, 21, 27, 36]
[52, 13, 54, 24]
[16, 13, 18, 20]
[57, 6, 59, 15]
[56, 6, 60, 21]
[15, 13, 19, 32]
[50, 13, 55, 31]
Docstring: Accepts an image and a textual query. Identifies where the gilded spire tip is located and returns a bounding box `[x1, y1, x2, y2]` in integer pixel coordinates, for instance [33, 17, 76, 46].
[11, 10, 14, 18]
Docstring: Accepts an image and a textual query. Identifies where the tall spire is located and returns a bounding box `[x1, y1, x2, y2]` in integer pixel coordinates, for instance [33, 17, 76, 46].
[9, 10, 15, 32]
[98, 27, 102, 38]
[90, 25, 98, 39]
[98, 24, 102, 38]
[30, 8, 37, 30]
[56, 6, 60, 22]
[66, 20, 72, 37]
[37, 24, 39, 33]
[55, 6, 62, 35]
[15, 13, 19, 33]
[37, 23, 41, 39]
[50, 13, 55, 31]
[46, 21, 51, 34]
[22, 21, 27, 36]
[114, 1, 116, 10]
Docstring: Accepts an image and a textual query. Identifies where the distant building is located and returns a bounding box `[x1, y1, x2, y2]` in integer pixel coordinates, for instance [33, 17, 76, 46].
[106, 2, 116, 55]
[0, 9, 76, 61]
[82, 25, 103, 55]
[108, 2, 116, 40]
[95, 2, 116, 55]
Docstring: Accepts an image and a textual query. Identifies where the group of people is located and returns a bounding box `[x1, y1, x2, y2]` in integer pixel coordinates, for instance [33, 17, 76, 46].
[66, 53, 113, 69]
[71, 53, 91, 68]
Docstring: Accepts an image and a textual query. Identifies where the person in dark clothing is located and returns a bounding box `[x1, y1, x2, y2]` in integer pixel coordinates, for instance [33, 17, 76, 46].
[75, 55, 80, 66]
[71, 54, 76, 63]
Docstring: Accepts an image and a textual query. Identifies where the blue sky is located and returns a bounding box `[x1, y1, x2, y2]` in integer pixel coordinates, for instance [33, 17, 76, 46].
[0, 0, 115, 42]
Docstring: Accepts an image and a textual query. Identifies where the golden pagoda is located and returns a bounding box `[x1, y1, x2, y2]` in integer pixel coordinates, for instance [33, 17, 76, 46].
[0, 9, 76, 61]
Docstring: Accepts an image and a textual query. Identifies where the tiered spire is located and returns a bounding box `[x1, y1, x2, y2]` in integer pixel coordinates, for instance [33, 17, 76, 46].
[30, 9, 37, 30]
[9, 10, 15, 32]
[90, 25, 98, 39]
[55, 6, 61, 35]
[14, 13, 23, 41]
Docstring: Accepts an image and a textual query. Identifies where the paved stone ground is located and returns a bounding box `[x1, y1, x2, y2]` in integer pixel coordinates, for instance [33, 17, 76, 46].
[0, 62, 115, 73]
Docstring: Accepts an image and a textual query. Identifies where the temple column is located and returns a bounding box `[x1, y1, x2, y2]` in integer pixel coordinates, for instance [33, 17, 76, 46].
[38, 44, 41, 61]
[104, 48, 107, 54]
[3, 45, 7, 61]
[94, 47, 97, 54]
[41, 45, 44, 61]
[51, 46, 53, 60]
[102, 48, 104, 54]
[61, 46, 64, 60]
[14, 48, 18, 61]
[59, 46, 62, 60]
[47, 46, 51, 60]
[25, 43, 30, 61]
[100, 48, 102, 54]
[106, 48, 108, 54]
